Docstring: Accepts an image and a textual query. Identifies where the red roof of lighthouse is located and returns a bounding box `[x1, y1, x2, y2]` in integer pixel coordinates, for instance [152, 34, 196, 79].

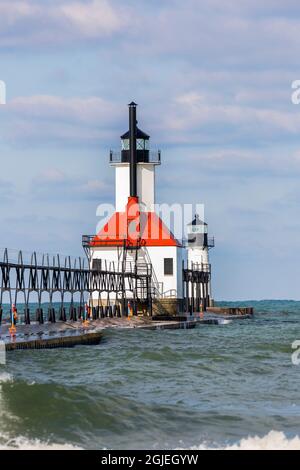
[89, 210, 181, 247]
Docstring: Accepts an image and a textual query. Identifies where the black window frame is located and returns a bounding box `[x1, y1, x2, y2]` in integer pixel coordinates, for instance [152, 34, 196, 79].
[164, 258, 174, 276]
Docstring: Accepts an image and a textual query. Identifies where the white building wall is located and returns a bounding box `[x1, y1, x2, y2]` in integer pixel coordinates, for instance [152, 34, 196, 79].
[90, 247, 121, 302]
[188, 247, 209, 266]
[115, 163, 155, 212]
[177, 247, 187, 298]
[115, 164, 130, 212]
[146, 245, 185, 298]
[90, 244, 186, 301]
[188, 246, 212, 300]
[91, 247, 121, 266]
[137, 164, 155, 211]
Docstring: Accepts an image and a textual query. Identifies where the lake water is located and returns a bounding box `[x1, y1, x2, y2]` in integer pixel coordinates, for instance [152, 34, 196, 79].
[0, 300, 300, 450]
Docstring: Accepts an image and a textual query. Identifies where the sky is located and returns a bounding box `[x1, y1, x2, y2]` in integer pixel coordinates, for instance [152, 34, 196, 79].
[0, 0, 300, 300]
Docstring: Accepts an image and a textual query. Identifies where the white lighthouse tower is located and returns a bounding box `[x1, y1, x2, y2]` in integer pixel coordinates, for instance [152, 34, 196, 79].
[84, 102, 185, 313]
[187, 214, 215, 306]
[111, 107, 160, 212]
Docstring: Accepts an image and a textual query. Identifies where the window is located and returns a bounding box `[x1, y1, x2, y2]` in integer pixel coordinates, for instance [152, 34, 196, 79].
[122, 138, 149, 151]
[121, 139, 129, 150]
[136, 139, 145, 150]
[189, 225, 207, 234]
[164, 258, 173, 276]
[92, 259, 102, 271]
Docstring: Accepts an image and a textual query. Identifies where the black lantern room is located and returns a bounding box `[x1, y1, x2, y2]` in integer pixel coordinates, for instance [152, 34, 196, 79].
[187, 214, 208, 247]
[120, 125, 150, 163]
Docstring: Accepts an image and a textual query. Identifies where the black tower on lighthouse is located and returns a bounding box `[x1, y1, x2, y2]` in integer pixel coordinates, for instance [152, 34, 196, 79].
[120, 102, 151, 164]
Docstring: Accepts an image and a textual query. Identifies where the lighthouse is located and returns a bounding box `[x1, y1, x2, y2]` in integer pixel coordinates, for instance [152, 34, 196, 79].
[187, 214, 215, 306]
[83, 102, 214, 316]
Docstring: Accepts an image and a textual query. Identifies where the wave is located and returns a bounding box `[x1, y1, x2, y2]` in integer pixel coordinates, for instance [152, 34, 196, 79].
[0, 430, 299, 450]
[0, 432, 82, 450]
[0, 372, 13, 384]
[183, 431, 300, 450]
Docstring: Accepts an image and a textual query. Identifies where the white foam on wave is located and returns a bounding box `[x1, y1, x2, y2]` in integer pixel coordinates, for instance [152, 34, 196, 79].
[1, 430, 299, 451]
[0, 374, 82, 450]
[183, 431, 300, 450]
[0, 433, 82, 450]
[0, 372, 13, 384]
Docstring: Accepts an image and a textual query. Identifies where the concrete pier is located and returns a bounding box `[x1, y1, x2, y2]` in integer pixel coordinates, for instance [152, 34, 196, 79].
[0, 306, 253, 351]
[0, 317, 195, 351]
[207, 306, 254, 316]
[0, 322, 103, 351]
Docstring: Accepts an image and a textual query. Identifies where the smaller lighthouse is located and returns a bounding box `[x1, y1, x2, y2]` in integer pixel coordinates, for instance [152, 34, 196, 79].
[187, 214, 215, 305]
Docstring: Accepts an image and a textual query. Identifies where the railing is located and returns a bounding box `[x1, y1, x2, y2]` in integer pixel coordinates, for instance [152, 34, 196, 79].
[109, 149, 161, 164]
[151, 283, 164, 299]
[142, 246, 161, 294]
[82, 235, 93, 248]
[162, 289, 177, 298]
[83, 235, 119, 248]
[188, 262, 211, 273]
[83, 235, 127, 249]
[0, 248, 153, 324]
[208, 237, 215, 248]
[0, 247, 87, 268]
[82, 235, 146, 250]
[182, 237, 215, 249]
[92, 258, 151, 277]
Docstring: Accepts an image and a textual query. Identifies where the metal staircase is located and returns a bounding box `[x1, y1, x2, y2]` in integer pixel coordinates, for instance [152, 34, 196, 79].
[125, 246, 162, 299]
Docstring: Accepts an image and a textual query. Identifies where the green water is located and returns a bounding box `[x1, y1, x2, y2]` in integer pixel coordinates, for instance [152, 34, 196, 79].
[0, 300, 300, 449]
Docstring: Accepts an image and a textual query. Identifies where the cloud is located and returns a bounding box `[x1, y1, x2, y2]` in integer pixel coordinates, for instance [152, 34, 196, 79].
[151, 91, 300, 147]
[1, 0, 300, 74]
[0, 0, 128, 48]
[8, 95, 119, 123]
[2, 88, 300, 148]
[60, 0, 123, 37]
[31, 167, 112, 202]
[1, 0, 300, 299]
[1, 95, 121, 145]
[0, 1, 37, 23]
[0, 178, 16, 204]
[128, 0, 300, 68]
[38, 168, 66, 183]
[2, 1, 300, 149]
